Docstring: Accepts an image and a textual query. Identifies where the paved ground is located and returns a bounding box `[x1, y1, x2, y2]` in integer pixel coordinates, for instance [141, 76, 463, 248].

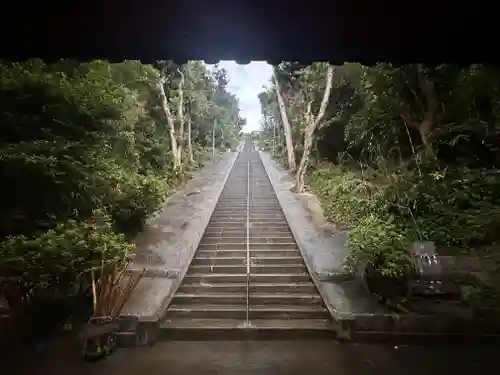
[14, 338, 499, 375]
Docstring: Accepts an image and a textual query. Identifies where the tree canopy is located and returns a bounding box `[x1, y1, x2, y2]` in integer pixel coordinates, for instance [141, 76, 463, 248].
[0, 59, 245, 313]
[258, 62, 500, 292]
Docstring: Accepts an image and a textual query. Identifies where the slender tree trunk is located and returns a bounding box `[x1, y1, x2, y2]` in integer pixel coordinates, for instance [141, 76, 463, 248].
[273, 67, 296, 171]
[295, 126, 314, 193]
[295, 65, 334, 193]
[176, 68, 185, 167]
[273, 118, 277, 157]
[158, 76, 180, 168]
[187, 117, 194, 164]
[314, 138, 320, 166]
[415, 64, 438, 159]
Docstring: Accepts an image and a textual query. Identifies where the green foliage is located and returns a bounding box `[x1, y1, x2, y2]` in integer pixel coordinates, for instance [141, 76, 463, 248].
[345, 215, 411, 277]
[309, 162, 500, 276]
[260, 62, 500, 287]
[0, 58, 245, 316]
[0, 217, 133, 308]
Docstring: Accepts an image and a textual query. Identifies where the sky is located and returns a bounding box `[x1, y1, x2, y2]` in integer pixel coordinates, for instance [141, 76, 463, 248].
[208, 61, 273, 133]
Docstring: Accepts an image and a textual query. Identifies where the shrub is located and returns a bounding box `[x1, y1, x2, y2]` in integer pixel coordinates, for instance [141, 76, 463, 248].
[345, 215, 411, 277]
[0, 217, 134, 310]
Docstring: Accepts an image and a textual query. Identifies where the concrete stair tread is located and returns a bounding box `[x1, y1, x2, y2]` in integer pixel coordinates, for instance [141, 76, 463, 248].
[251, 256, 303, 260]
[193, 256, 247, 261]
[177, 282, 319, 294]
[198, 249, 301, 253]
[200, 244, 297, 250]
[160, 318, 333, 330]
[179, 282, 316, 288]
[173, 293, 322, 299]
[168, 304, 327, 312]
[193, 256, 302, 260]
[185, 273, 309, 277]
[195, 255, 301, 260]
[189, 265, 306, 270]
[202, 236, 295, 240]
[197, 252, 302, 257]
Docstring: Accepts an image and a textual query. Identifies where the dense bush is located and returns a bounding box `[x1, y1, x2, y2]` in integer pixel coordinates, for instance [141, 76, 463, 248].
[0, 59, 245, 317]
[259, 63, 500, 284]
[0, 217, 134, 310]
[309, 162, 500, 276]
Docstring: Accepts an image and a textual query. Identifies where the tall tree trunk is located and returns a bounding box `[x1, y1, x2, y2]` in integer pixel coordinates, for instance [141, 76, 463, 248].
[295, 126, 314, 193]
[158, 76, 180, 168]
[273, 117, 277, 157]
[415, 64, 438, 159]
[187, 116, 193, 164]
[273, 67, 296, 171]
[176, 69, 185, 167]
[295, 65, 334, 193]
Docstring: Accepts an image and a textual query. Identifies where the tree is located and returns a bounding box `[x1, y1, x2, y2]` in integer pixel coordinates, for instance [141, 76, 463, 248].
[294, 63, 334, 193]
[258, 62, 500, 284]
[0, 58, 247, 317]
[272, 66, 297, 171]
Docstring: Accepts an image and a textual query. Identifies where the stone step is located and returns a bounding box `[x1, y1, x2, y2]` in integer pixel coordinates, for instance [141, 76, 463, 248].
[161, 318, 332, 330]
[200, 236, 295, 244]
[209, 217, 247, 221]
[210, 215, 247, 219]
[182, 273, 312, 283]
[172, 293, 323, 306]
[249, 218, 288, 223]
[203, 228, 248, 235]
[202, 233, 247, 239]
[159, 318, 335, 340]
[177, 282, 318, 294]
[199, 237, 247, 244]
[197, 249, 301, 257]
[191, 257, 247, 266]
[249, 227, 293, 235]
[198, 243, 298, 250]
[249, 256, 304, 265]
[187, 264, 307, 274]
[248, 223, 290, 228]
[166, 304, 328, 319]
[205, 222, 246, 228]
[192, 256, 304, 266]
[177, 283, 247, 294]
[202, 233, 294, 240]
[249, 243, 299, 250]
[198, 243, 246, 250]
[248, 236, 296, 243]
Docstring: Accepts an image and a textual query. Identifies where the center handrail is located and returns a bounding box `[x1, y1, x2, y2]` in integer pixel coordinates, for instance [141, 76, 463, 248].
[245, 140, 251, 326]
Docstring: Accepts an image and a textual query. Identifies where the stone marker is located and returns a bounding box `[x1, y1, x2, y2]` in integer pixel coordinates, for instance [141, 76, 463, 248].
[411, 241, 442, 277]
[409, 241, 445, 296]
